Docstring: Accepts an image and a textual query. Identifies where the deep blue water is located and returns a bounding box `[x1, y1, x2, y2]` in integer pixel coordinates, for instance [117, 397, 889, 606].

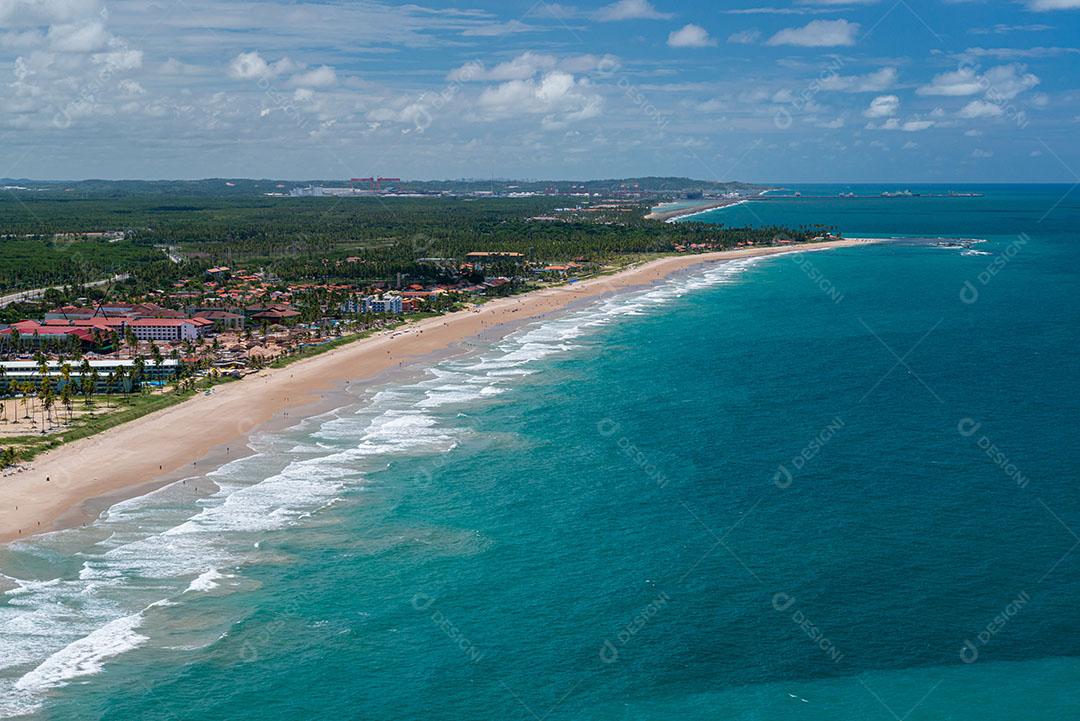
[1, 184, 1078, 719]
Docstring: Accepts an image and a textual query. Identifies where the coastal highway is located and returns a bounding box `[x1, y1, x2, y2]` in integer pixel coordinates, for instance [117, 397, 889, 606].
[0, 273, 129, 308]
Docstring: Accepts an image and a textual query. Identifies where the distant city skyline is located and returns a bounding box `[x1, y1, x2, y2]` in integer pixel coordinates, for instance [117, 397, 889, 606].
[2, 0, 1079, 182]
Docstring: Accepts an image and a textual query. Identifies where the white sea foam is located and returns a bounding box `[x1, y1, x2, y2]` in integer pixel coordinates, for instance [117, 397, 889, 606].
[185, 568, 228, 593]
[15, 607, 150, 692]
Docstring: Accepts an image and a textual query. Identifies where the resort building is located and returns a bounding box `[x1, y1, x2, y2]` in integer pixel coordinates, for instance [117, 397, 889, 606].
[363, 296, 403, 314]
[0, 359, 182, 392]
[4, 318, 212, 344]
[193, 310, 245, 331]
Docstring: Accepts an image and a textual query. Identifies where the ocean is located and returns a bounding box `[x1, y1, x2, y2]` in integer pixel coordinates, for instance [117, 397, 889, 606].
[1, 184, 1078, 719]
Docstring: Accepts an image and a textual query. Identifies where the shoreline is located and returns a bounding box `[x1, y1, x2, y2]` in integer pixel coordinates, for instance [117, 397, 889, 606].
[0, 238, 882, 544]
[645, 198, 747, 222]
[664, 199, 749, 223]
[645, 188, 776, 222]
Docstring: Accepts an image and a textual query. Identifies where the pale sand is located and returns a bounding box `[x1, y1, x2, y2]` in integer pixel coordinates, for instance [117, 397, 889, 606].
[0, 239, 881, 543]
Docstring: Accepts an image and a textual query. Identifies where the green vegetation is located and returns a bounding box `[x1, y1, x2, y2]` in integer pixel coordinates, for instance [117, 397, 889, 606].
[0, 193, 831, 296]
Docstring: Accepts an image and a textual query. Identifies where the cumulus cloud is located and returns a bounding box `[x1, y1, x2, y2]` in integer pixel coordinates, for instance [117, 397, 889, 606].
[901, 119, 934, 131]
[917, 63, 1039, 100]
[47, 20, 110, 52]
[668, 24, 717, 47]
[867, 112, 935, 131]
[227, 51, 296, 81]
[981, 64, 1040, 99]
[474, 71, 602, 129]
[595, 0, 672, 21]
[957, 99, 1004, 118]
[1, 0, 146, 130]
[819, 67, 897, 92]
[767, 19, 859, 46]
[972, 148, 994, 157]
[864, 94, 899, 117]
[289, 65, 337, 87]
[917, 67, 981, 96]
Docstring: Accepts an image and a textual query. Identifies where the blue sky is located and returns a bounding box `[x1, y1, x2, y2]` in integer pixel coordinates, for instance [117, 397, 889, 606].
[2, 0, 1078, 182]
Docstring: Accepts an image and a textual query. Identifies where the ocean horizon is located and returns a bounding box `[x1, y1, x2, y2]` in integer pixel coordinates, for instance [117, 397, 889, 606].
[2, 184, 1078, 720]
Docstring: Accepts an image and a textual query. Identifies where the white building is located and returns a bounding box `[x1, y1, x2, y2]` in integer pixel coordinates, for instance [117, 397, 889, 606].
[362, 295, 403, 314]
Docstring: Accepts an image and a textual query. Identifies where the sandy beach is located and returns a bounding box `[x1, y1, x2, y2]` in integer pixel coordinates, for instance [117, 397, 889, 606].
[0, 238, 880, 543]
[645, 198, 747, 222]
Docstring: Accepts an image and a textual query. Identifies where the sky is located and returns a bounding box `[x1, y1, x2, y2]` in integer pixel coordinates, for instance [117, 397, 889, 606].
[1, 0, 1079, 182]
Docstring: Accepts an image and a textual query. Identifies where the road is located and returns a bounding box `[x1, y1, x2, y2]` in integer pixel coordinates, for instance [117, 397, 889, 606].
[0, 274, 130, 308]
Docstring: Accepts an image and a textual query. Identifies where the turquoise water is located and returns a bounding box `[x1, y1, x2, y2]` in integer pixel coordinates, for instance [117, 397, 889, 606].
[1, 185, 1079, 719]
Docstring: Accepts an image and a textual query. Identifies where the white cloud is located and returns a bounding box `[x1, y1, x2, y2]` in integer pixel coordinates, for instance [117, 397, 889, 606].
[970, 23, 1053, 33]
[116, 79, 145, 98]
[917, 63, 1039, 100]
[696, 98, 726, 112]
[227, 51, 295, 81]
[448, 53, 618, 82]
[727, 29, 762, 44]
[971, 148, 994, 157]
[916, 67, 982, 96]
[867, 112, 935, 131]
[961, 46, 1080, 59]
[901, 119, 934, 131]
[0, 0, 105, 26]
[289, 65, 337, 87]
[981, 64, 1040, 99]
[475, 71, 602, 128]
[47, 20, 109, 52]
[902, 141, 919, 149]
[92, 44, 143, 73]
[595, 0, 672, 21]
[1026, 0, 1080, 10]
[767, 19, 859, 46]
[864, 94, 899, 117]
[964, 128, 982, 136]
[461, 19, 534, 36]
[819, 67, 897, 92]
[668, 24, 717, 47]
[957, 99, 1004, 118]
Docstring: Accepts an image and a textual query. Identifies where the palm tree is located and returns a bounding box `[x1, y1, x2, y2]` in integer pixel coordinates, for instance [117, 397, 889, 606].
[42, 385, 56, 431]
[104, 370, 116, 409]
[79, 359, 94, 410]
[115, 366, 128, 402]
[133, 356, 146, 394]
[61, 382, 74, 424]
[0, 365, 7, 425]
[19, 381, 33, 422]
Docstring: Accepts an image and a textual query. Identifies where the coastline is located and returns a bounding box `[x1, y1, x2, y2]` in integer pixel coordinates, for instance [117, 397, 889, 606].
[645, 198, 748, 222]
[0, 238, 882, 544]
[663, 199, 749, 223]
[645, 188, 781, 222]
